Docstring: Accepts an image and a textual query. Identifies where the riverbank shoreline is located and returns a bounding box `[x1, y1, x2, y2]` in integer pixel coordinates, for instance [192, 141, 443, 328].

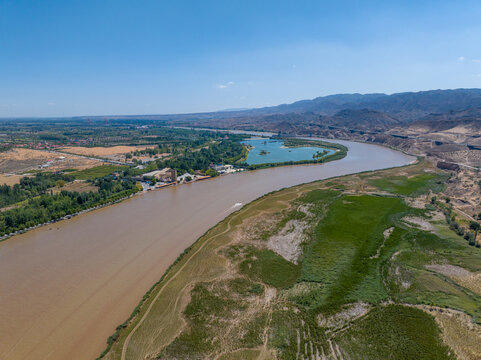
[0, 189, 140, 244]
[99, 156, 422, 359]
[107, 157, 473, 360]
[0, 135, 347, 243]
[0, 137, 414, 360]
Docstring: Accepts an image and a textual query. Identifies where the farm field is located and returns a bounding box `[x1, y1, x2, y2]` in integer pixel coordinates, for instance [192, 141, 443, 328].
[51, 180, 98, 194]
[103, 160, 481, 360]
[61, 145, 156, 159]
[0, 148, 98, 174]
[70, 165, 128, 180]
[0, 174, 24, 186]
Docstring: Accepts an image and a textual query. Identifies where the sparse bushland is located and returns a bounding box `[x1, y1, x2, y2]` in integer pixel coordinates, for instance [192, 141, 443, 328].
[101, 160, 481, 360]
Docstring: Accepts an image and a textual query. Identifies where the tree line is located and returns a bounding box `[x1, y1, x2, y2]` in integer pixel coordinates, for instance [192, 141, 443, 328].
[154, 138, 246, 174]
[0, 178, 139, 236]
[0, 172, 75, 208]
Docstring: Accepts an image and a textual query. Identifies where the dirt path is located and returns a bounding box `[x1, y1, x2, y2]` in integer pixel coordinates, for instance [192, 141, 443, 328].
[120, 191, 293, 359]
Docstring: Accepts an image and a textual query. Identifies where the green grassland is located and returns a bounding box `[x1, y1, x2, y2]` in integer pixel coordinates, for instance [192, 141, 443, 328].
[102, 162, 480, 360]
[369, 173, 448, 196]
[70, 165, 127, 180]
[336, 305, 454, 360]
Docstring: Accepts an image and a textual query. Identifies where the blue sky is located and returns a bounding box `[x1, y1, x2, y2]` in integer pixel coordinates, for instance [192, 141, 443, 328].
[1, 0, 481, 117]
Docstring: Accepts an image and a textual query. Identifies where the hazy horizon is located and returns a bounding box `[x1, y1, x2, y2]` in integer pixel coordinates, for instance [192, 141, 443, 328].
[2, 87, 481, 120]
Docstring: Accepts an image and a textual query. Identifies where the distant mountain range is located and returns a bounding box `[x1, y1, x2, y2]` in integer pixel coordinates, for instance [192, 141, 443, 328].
[78, 89, 481, 131]
[247, 88, 481, 122]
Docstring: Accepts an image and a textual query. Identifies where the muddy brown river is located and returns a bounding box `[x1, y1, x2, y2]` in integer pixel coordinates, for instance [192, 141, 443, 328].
[0, 138, 414, 360]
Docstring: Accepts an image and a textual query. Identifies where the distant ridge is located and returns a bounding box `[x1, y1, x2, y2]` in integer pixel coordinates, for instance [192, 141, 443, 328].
[73, 88, 481, 125]
[250, 88, 481, 122]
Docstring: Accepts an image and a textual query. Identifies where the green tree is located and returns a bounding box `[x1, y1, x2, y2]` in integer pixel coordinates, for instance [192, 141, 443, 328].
[469, 221, 480, 242]
[464, 232, 474, 241]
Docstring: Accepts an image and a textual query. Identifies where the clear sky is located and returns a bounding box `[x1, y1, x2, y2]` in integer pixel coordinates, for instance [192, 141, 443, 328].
[1, 0, 481, 117]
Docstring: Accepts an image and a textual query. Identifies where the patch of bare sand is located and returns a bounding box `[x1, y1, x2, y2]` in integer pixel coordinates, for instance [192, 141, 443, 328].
[418, 305, 481, 360]
[370, 227, 394, 259]
[425, 264, 481, 296]
[267, 219, 307, 264]
[402, 216, 434, 231]
[318, 303, 371, 332]
[267, 205, 313, 264]
[405, 197, 427, 209]
[429, 210, 446, 222]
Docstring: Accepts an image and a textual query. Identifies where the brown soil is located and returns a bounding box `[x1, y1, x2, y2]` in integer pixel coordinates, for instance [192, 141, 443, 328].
[51, 180, 98, 194]
[318, 302, 371, 332]
[442, 169, 481, 216]
[0, 148, 98, 174]
[0, 174, 24, 186]
[61, 145, 155, 158]
[425, 264, 481, 296]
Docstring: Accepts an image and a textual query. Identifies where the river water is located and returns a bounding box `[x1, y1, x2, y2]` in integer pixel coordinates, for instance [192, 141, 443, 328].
[0, 137, 414, 360]
[243, 138, 334, 165]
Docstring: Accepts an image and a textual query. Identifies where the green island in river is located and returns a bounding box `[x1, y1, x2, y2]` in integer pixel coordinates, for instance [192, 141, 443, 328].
[102, 159, 481, 360]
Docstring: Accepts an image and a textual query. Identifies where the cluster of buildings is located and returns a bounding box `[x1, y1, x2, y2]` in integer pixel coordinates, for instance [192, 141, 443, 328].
[210, 164, 242, 174]
[141, 168, 177, 183]
[38, 156, 66, 169]
[136, 163, 245, 191]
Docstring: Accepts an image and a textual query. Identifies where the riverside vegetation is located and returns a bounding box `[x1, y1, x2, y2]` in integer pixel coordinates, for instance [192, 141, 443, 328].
[244, 138, 347, 170]
[102, 160, 481, 360]
[0, 123, 347, 240]
[0, 170, 140, 237]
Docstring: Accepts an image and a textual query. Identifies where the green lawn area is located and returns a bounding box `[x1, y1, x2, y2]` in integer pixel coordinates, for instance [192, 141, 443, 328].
[105, 167, 480, 360]
[335, 305, 454, 360]
[369, 173, 448, 196]
[70, 165, 127, 180]
[295, 192, 410, 311]
[263, 189, 480, 358]
[240, 248, 301, 289]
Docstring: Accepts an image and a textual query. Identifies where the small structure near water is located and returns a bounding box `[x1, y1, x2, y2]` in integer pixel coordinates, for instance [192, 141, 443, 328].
[142, 168, 177, 183]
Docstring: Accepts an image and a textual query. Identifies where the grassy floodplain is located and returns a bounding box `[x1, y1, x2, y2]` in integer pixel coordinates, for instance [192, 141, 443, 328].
[102, 160, 481, 360]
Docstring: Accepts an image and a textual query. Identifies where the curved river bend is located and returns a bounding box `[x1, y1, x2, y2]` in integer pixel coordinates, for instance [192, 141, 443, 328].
[0, 138, 414, 360]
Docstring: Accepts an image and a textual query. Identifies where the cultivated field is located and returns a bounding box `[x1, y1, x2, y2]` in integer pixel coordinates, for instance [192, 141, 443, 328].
[61, 145, 156, 159]
[0, 148, 99, 174]
[102, 160, 481, 360]
[0, 174, 24, 186]
[69, 165, 128, 180]
[51, 180, 98, 194]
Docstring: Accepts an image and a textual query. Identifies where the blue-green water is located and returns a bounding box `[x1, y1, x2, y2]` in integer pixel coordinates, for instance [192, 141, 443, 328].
[243, 138, 335, 165]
